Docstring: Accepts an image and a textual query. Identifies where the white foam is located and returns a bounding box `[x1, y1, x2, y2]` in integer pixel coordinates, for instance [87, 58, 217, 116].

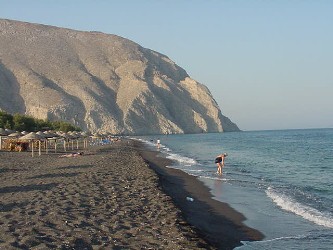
[165, 152, 197, 165]
[266, 187, 333, 228]
[188, 169, 204, 172]
[133, 138, 197, 166]
[165, 165, 183, 170]
[132, 138, 156, 147]
[199, 175, 229, 181]
[133, 138, 171, 154]
[237, 234, 309, 249]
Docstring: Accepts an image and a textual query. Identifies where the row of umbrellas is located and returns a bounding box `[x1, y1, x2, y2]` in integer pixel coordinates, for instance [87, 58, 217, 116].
[0, 129, 97, 157]
[0, 128, 90, 139]
[0, 128, 109, 139]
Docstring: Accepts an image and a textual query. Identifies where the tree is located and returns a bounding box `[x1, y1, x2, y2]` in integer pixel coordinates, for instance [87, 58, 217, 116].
[13, 114, 36, 131]
[0, 111, 14, 129]
[0, 111, 81, 132]
[50, 121, 81, 132]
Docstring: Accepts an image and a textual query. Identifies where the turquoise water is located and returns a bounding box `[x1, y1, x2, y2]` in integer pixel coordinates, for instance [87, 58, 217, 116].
[135, 128, 333, 249]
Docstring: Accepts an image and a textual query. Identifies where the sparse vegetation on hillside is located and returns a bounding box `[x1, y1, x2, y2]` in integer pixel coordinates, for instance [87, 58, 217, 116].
[0, 111, 81, 132]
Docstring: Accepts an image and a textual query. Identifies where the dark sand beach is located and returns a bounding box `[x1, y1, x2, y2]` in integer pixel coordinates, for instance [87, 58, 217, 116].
[0, 139, 263, 249]
[136, 141, 264, 249]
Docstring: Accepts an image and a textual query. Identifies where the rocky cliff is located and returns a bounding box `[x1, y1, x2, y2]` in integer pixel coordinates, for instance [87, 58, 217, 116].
[0, 19, 240, 134]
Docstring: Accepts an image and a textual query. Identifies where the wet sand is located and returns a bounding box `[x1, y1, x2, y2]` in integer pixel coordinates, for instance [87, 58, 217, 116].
[136, 140, 264, 249]
[0, 139, 263, 249]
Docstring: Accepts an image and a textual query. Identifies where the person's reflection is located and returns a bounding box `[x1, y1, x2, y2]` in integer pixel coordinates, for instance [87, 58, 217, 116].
[213, 179, 223, 199]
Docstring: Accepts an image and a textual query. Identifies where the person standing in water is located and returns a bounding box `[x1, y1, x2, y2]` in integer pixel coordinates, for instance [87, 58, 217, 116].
[215, 153, 227, 175]
[156, 138, 161, 149]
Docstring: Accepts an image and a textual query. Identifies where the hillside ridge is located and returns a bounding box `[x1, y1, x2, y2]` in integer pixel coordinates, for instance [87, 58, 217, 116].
[0, 18, 239, 134]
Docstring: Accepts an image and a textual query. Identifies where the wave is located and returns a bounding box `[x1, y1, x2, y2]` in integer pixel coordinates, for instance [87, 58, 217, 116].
[239, 233, 309, 248]
[238, 231, 333, 249]
[132, 138, 155, 147]
[266, 187, 333, 228]
[199, 175, 230, 181]
[165, 152, 197, 165]
[133, 137, 197, 166]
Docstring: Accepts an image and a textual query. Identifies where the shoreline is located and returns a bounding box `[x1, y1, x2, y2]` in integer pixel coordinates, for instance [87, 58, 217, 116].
[0, 139, 263, 249]
[135, 140, 264, 249]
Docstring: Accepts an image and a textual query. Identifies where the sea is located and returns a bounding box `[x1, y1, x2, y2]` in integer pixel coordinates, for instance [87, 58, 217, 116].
[134, 128, 333, 250]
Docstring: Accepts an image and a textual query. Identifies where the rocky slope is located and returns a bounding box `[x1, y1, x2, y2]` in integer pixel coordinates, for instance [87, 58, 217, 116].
[0, 19, 239, 134]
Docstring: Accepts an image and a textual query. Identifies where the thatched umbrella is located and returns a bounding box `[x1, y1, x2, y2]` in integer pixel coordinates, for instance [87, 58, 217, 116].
[65, 133, 76, 150]
[58, 133, 73, 151]
[20, 132, 44, 157]
[48, 136, 56, 151]
[68, 131, 81, 149]
[8, 132, 22, 138]
[43, 131, 58, 153]
[36, 131, 48, 153]
[0, 128, 6, 134]
[5, 128, 15, 134]
[6, 132, 22, 151]
[0, 128, 7, 150]
[43, 131, 58, 138]
[53, 132, 64, 150]
[0, 128, 9, 150]
[0, 128, 10, 135]
[36, 131, 46, 137]
[80, 132, 90, 148]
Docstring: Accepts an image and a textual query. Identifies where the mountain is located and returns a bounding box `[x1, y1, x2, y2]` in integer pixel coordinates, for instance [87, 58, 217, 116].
[0, 19, 240, 134]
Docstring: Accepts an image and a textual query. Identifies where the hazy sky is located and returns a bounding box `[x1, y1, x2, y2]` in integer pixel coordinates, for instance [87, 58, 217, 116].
[1, 0, 332, 131]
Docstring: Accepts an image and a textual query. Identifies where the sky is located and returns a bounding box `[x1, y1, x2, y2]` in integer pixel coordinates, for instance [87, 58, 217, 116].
[0, 0, 332, 131]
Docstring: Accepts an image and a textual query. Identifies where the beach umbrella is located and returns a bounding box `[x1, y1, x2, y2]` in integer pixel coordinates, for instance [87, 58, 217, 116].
[59, 133, 74, 151]
[6, 132, 22, 150]
[80, 131, 91, 137]
[36, 131, 49, 153]
[36, 131, 46, 137]
[48, 136, 60, 153]
[20, 132, 44, 157]
[8, 132, 22, 138]
[69, 132, 82, 149]
[20, 132, 44, 140]
[5, 129, 15, 143]
[5, 129, 15, 134]
[80, 132, 90, 148]
[69, 132, 79, 149]
[68, 131, 79, 139]
[56, 133, 67, 151]
[0, 128, 8, 150]
[56, 131, 63, 136]
[0, 128, 9, 136]
[66, 133, 76, 150]
[43, 131, 60, 153]
[43, 131, 58, 138]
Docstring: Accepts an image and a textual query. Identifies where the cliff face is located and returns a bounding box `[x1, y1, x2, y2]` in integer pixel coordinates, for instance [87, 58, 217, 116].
[0, 19, 240, 134]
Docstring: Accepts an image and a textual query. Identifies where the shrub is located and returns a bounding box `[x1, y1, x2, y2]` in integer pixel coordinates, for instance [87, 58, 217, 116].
[0, 111, 81, 132]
